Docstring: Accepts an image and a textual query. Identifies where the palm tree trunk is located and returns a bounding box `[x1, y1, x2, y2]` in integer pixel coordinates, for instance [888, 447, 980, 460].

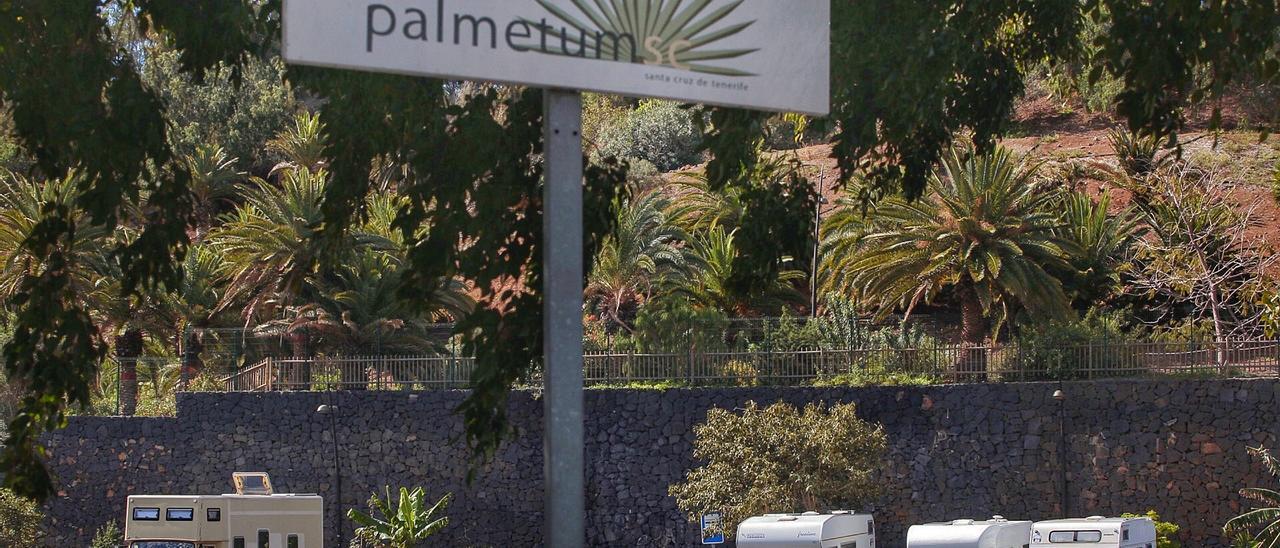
[115, 329, 144, 416]
[289, 330, 314, 390]
[958, 283, 988, 377]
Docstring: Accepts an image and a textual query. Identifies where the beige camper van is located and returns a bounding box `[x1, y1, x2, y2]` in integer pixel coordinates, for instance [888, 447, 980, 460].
[124, 472, 324, 548]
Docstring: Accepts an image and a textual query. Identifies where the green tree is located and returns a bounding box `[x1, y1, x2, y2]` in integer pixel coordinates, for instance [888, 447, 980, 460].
[667, 154, 809, 233]
[1225, 446, 1280, 546]
[631, 294, 729, 354]
[213, 166, 329, 326]
[348, 487, 451, 548]
[0, 172, 119, 311]
[141, 45, 298, 172]
[669, 401, 887, 539]
[823, 147, 1074, 352]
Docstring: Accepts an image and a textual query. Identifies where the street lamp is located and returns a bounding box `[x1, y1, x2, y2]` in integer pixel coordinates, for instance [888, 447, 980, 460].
[317, 402, 343, 546]
[811, 183, 829, 318]
[1053, 389, 1069, 517]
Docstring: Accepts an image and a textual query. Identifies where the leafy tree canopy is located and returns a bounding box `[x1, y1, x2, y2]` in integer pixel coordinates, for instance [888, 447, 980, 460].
[0, 0, 1277, 501]
[668, 401, 887, 539]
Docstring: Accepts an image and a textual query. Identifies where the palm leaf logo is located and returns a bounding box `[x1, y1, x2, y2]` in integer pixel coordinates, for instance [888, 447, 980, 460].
[529, 0, 758, 76]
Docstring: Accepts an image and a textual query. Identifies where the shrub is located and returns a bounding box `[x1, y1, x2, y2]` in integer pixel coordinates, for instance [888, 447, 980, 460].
[715, 360, 759, 387]
[1013, 309, 1135, 380]
[594, 100, 703, 172]
[669, 401, 887, 540]
[866, 324, 945, 374]
[1121, 511, 1179, 548]
[90, 520, 122, 548]
[0, 488, 43, 546]
[811, 371, 941, 387]
[624, 158, 663, 191]
[581, 93, 631, 152]
[632, 296, 728, 354]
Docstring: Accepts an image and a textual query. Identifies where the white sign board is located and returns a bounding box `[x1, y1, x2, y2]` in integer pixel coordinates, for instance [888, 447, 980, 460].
[283, 0, 830, 115]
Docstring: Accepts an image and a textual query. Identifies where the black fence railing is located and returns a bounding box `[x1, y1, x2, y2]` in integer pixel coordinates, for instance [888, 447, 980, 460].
[213, 340, 1280, 392]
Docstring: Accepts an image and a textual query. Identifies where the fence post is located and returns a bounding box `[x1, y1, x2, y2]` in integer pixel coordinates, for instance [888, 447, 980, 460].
[817, 347, 824, 381]
[688, 343, 695, 386]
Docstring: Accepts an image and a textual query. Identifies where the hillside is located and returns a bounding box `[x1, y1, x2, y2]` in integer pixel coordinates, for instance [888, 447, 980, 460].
[744, 96, 1280, 273]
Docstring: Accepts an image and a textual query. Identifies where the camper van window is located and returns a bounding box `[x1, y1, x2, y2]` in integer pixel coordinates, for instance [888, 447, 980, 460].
[1123, 530, 1129, 541]
[258, 529, 270, 548]
[287, 534, 299, 548]
[1048, 531, 1103, 542]
[166, 508, 195, 521]
[132, 507, 160, 521]
[233, 538, 245, 548]
[207, 508, 222, 522]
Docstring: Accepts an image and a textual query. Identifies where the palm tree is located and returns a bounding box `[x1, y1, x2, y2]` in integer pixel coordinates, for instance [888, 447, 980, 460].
[667, 173, 748, 233]
[667, 154, 804, 233]
[1054, 191, 1144, 307]
[1225, 446, 1280, 546]
[265, 248, 472, 356]
[0, 171, 118, 309]
[148, 243, 230, 382]
[587, 190, 693, 332]
[212, 119, 473, 368]
[0, 172, 147, 411]
[822, 147, 1074, 359]
[185, 144, 244, 240]
[678, 226, 804, 316]
[212, 166, 328, 326]
[267, 111, 328, 174]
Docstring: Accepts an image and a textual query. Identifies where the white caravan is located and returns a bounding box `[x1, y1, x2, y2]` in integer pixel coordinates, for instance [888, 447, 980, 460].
[737, 511, 876, 548]
[1032, 517, 1156, 548]
[907, 516, 1033, 548]
[124, 472, 324, 548]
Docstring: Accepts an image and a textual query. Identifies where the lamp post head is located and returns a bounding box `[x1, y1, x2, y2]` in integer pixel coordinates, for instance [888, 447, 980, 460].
[1052, 390, 1066, 402]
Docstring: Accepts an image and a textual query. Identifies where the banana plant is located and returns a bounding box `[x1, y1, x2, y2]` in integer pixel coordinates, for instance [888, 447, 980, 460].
[348, 486, 451, 548]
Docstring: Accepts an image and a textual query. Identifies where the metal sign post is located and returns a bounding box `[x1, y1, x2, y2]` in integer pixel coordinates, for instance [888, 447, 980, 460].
[281, 3, 830, 545]
[542, 89, 586, 547]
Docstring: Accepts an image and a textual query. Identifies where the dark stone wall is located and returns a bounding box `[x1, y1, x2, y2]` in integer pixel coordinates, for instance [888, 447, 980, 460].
[42, 379, 1279, 546]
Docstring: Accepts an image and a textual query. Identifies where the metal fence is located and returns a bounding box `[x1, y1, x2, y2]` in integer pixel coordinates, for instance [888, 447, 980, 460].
[217, 340, 1280, 392]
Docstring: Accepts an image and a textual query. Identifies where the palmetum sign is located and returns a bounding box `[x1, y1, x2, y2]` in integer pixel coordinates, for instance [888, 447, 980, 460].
[283, 0, 830, 115]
